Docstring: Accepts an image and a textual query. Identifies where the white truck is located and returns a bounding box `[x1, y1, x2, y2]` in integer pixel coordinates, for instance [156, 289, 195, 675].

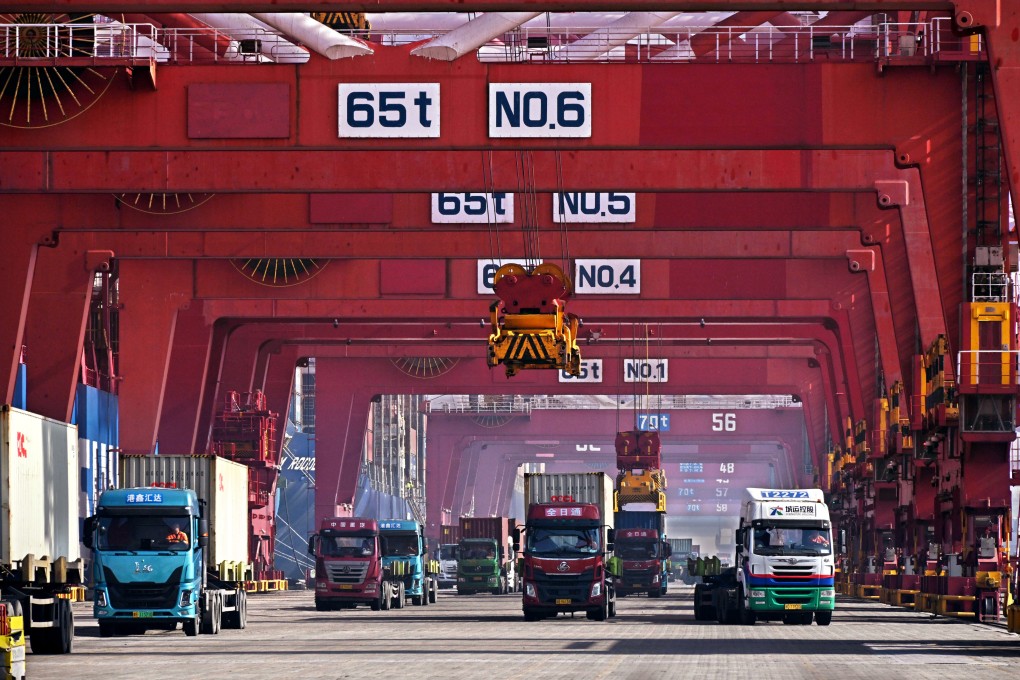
[726, 488, 835, 625]
[0, 405, 83, 670]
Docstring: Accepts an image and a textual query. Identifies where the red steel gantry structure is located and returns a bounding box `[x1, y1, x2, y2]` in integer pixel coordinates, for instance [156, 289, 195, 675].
[1, 0, 1019, 619]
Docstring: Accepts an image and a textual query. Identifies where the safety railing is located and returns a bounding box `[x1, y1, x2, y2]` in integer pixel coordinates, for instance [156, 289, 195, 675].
[955, 350, 1020, 389]
[971, 272, 1012, 302]
[424, 394, 800, 412]
[0, 18, 986, 66]
[0, 22, 291, 64]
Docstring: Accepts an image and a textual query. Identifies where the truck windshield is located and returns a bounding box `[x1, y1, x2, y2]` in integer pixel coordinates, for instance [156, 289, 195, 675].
[616, 541, 660, 559]
[752, 525, 832, 556]
[439, 545, 459, 561]
[97, 515, 192, 552]
[382, 534, 419, 557]
[321, 536, 374, 558]
[460, 541, 496, 560]
[527, 527, 600, 556]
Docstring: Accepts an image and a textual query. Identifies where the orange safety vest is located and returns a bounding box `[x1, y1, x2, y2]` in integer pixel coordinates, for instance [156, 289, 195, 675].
[167, 530, 188, 543]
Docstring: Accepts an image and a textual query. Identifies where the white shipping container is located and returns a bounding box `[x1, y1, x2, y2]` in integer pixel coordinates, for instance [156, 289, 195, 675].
[524, 472, 615, 529]
[119, 455, 249, 566]
[0, 406, 80, 565]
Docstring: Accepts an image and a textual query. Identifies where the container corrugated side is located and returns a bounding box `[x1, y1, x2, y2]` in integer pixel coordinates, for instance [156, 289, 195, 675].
[1, 406, 80, 564]
[120, 455, 249, 566]
[524, 472, 614, 527]
[458, 517, 510, 544]
[614, 511, 665, 532]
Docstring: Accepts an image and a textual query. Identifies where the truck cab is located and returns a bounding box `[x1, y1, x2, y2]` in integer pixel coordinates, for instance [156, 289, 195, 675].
[519, 504, 616, 621]
[613, 528, 670, 597]
[735, 488, 835, 625]
[379, 520, 437, 607]
[457, 538, 515, 595]
[308, 518, 386, 611]
[436, 544, 459, 590]
[87, 488, 211, 636]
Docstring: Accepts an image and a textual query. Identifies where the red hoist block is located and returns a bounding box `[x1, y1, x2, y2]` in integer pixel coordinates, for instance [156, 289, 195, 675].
[615, 430, 662, 470]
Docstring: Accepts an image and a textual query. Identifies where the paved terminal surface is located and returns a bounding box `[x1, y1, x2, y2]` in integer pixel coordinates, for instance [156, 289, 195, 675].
[28, 588, 1020, 680]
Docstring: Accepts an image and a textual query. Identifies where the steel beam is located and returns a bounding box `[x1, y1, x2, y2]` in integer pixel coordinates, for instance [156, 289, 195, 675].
[157, 301, 215, 454]
[24, 240, 102, 422]
[118, 259, 193, 454]
[0, 1, 964, 14]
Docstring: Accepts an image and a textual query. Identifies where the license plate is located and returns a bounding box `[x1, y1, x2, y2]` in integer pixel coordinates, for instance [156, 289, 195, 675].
[339, 585, 353, 590]
[555, 598, 571, 605]
[784, 603, 803, 610]
[132, 611, 153, 618]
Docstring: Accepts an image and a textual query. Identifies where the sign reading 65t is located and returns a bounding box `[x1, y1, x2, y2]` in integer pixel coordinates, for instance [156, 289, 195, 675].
[338, 83, 440, 138]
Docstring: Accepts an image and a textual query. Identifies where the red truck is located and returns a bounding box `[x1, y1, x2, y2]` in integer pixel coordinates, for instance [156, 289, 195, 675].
[518, 473, 617, 622]
[309, 517, 391, 611]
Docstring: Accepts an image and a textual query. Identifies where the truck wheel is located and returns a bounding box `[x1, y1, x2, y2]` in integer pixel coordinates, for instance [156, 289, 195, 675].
[429, 579, 437, 604]
[315, 599, 330, 612]
[815, 611, 833, 626]
[523, 607, 541, 622]
[98, 621, 116, 638]
[592, 598, 609, 622]
[380, 585, 391, 611]
[608, 593, 617, 618]
[412, 593, 423, 606]
[738, 589, 757, 626]
[394, 582, 405, 609]
[238, 591, 247, 629]
[648, 589, 661, 598]
[693, 584, 704, 620]
[31, 598, 73, 654]
[212, 595, 222, 634]
[183, 616, 199, 637]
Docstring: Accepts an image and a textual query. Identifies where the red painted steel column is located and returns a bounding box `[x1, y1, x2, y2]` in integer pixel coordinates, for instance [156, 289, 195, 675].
[313, 359, 374, 524]
[158, 301, 214, 454]
[977, 0, 1020, 225]
[24, 241, 106, 422]
[0, 227, 51, 405]
[118, 259, 193, 454]
[260, 345, 297, 463]
[424, 432, 462, 540]
[193, 320, 235, 454]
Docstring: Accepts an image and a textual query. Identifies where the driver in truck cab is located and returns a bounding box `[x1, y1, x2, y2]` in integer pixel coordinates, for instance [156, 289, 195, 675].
[166, 523, 189, 545]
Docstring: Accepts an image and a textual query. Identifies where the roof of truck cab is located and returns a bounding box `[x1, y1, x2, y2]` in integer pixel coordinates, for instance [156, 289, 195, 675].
[99, 487, 197, 509]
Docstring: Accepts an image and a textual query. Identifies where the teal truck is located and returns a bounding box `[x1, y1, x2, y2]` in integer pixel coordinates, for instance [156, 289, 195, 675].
[379, 520, 438, 607]
[85, 455, 250, 636]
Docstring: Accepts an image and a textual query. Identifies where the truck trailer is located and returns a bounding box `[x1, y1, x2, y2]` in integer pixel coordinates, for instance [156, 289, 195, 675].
[519, 473, 616, 621]
[0, 405, 82, 666]
[700, 488, 835, 626]
[456, 516, 516, 595]
[86, 455, 251, 636]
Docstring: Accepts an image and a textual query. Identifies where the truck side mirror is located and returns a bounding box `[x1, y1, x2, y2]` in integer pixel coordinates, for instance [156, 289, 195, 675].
[512, 528, 521, 553]
[83, 516, 95, 550]
[198, 518, 209, 549]
[662, 542, 672, 558]
[606, 528, 615, 552]
[735, 529, 744, 551]
[308, 535, 318, 556]
[839, 529, 847, 555]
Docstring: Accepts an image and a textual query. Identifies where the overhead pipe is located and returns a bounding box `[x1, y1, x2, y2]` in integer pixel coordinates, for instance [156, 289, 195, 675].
[189, 13, 310, 63]
[251, 13, 372, 60]
[548, 11, 680, 61]
[410, 12, 539, 61]
[122, 13, 231, 60]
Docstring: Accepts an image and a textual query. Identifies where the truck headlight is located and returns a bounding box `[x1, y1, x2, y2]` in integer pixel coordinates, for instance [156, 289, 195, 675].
[488, 577, 499, 585]
[179, 590, 192, 607]
[750, 590, 765, 599]
[365, 582, 377, 593]
[590, 581, 602, 598]
[458, 577, 466, 583]
[316, 582, 327, 590]
[820, 590, 835, 598]
[525, 582, 536, 598]
[95, 590, 108, 608]
[652, 574, 660, 584]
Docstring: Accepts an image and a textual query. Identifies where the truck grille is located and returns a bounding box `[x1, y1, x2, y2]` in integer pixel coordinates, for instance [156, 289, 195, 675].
[460, 564, 493, 575]
[442, 564, 457, 574]
[325, 560, 369, 584]
[772, 589, 815, 605]
[104, 566, 183, 610]
[533, 568, 593, 603]
[771, 563, 819, 585]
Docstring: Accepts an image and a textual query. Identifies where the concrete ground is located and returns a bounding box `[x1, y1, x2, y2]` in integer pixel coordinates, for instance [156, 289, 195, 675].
[27, 588, 1020, 679]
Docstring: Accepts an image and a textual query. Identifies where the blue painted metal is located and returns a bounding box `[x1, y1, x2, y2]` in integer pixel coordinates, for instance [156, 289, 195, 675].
[73, 384, 119, 518]
[12, 363, 25, 410]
